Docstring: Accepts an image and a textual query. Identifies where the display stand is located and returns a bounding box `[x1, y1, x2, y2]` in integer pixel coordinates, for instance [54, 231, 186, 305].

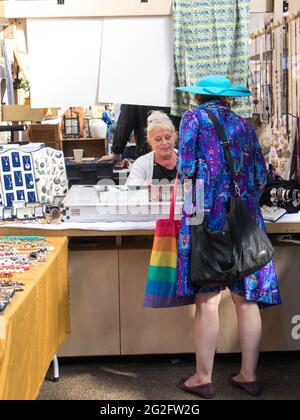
[0, 237, 69, 399]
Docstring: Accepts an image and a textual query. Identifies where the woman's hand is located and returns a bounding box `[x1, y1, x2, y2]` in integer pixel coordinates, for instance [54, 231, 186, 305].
[99, 153, 119, 161]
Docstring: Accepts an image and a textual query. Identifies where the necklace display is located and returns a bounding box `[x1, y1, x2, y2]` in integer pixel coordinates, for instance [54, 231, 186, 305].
[0, 151, 37, 207]
[292, 17, 300, 178]
[252, 15, 300, 182]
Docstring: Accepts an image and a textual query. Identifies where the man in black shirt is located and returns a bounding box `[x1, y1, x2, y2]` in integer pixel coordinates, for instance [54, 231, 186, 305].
[100, 104, 180, 161]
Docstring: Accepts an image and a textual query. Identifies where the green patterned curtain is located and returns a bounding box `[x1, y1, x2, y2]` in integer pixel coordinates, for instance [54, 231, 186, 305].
[172, 0, 252, 118]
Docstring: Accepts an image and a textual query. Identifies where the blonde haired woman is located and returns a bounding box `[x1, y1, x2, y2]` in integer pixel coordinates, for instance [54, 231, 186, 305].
[126, 111, 177, 186]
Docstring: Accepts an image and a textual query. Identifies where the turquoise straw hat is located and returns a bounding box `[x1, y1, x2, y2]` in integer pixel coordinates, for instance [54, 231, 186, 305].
[176, 75, 252, 97]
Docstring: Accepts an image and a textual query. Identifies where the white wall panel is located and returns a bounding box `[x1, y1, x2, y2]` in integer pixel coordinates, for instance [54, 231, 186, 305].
[98, 16, 173, 107]
[250, 0, 274, 13]
[27, 18, 102, 108]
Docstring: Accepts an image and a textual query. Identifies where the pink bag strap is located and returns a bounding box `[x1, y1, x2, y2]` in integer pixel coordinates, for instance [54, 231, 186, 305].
[169, 173, 179, 221]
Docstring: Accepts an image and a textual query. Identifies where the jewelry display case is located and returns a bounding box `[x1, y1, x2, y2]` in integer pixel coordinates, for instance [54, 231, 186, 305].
[61, 184, 184, 223]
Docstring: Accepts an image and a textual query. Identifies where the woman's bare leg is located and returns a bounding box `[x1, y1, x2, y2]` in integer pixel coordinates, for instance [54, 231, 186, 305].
[185, 291, 222, 386]
[231, 292, 262, 382]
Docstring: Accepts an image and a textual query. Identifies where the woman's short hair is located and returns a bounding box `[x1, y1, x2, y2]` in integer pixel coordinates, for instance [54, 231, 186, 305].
[195, 94, 228, 105]
[146, 111, 176, 141]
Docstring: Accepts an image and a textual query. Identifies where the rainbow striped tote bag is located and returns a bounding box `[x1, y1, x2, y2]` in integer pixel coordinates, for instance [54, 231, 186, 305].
[143, 177, 194, 308]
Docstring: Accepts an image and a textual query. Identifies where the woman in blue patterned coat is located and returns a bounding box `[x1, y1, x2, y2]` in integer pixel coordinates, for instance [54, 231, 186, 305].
[176, 76, 281, 399]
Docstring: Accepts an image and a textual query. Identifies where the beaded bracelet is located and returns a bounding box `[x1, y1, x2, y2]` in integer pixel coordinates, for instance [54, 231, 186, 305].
[2, 236, 45, 242]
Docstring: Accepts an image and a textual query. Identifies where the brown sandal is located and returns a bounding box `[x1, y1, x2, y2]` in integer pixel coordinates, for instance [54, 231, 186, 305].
[179, 376, 214, 399]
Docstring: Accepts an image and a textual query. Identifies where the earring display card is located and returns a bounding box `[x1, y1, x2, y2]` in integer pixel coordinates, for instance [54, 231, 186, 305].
[0, 150, 37, 206]
[32, 147, 68, 203]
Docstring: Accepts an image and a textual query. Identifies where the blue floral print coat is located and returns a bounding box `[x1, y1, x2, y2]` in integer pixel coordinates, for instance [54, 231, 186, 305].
[176, 100, 281, 308]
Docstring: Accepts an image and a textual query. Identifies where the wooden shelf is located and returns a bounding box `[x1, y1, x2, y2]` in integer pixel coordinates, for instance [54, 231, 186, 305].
[62, 137, 105, 141]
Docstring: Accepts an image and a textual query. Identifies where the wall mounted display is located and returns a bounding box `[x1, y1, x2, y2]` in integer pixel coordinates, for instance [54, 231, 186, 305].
[0, 150, 37, 207]
[250, 14, 300, 180]
[32, 147, 68, 203]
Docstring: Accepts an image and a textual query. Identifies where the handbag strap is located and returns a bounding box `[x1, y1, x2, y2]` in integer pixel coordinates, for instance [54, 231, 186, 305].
[169, 172, 179, 221]
[205, 109, 241, 197]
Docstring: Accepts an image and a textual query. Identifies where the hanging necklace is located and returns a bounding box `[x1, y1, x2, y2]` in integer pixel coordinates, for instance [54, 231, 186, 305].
[253, 36, 259, 114]
[2, 156, 9, 167]
[23, 156, 31, 170]
[275, 25, 281, 131]
[259, 33, 264, 122]
[5, 175, 13, 189]
[269, 21, 274, 125]
[27, 191, 36, 202]
[25, 174, 34, 187]
[283, 18, 290, 141]
[295, 17, 300, 177]
[14, 172, 23, 184]
[264, 25, 272, 125]
[18, 191, 25, 200]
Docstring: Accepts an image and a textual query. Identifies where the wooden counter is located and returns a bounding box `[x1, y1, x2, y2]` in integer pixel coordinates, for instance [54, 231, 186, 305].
[0, 223, 300, 237]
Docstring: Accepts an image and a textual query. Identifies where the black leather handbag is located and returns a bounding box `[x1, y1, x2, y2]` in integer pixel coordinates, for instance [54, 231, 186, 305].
[190, 110, 274, 288]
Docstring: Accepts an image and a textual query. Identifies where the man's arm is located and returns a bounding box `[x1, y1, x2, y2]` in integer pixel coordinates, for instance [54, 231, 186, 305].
[111, 105, 135, 155]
